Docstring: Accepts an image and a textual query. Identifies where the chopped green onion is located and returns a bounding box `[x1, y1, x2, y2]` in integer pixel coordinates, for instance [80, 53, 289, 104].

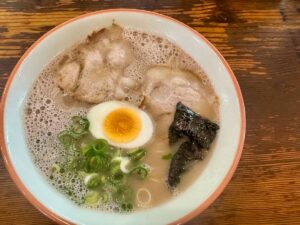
[112, 157, 131, 174]
[110, 162, 121, 176]
[84, 173, 102, 189]
[71, 116, 89, 126]
[81, 145, 93, 156]
[92, 139, 109, 154]
[113, 149, 121, 158]
[84, 191, 100, 205]
[51, 163, 60, 173]
[111, 156, 122, 163]
[112, 186, 133, 205]
[127, 148, 146, 161]
[162, 153, 173, 160]
[121, 203, 133, 212]
[58, 131, 74, 150]
[58, 116, 89, 145]
[71, 116, 89, 134]
[98, 190, 109, 204]
[78, 171, 88, 178]
[130, 165, 149, 179]
[81, 139, 109, 157]
[57, 116, 151, 210]
[89, 155, 102, 171]
[67, 130, 88, 139]
[68, 157, 85, 171]
[83, 155, 109, 173]
[108, 172, 127, 186]
[119, 157, 131, 174]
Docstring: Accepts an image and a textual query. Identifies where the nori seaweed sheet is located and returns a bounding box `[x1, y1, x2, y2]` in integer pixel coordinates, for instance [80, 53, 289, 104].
[169, 102, 219, 149]
[167, 102, 219, 188]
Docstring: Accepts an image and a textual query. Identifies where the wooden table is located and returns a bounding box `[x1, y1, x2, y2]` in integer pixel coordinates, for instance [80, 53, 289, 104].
[0, 0, 299, 224]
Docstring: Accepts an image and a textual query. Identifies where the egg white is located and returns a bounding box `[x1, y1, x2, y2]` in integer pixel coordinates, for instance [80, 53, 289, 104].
[87, 101, 153, 149]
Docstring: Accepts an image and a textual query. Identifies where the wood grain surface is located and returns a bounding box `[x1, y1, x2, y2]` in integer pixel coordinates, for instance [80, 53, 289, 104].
[0, 0, 299, 224]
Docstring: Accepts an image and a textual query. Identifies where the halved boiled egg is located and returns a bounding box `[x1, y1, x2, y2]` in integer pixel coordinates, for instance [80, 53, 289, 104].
[87, 101, 153, 149]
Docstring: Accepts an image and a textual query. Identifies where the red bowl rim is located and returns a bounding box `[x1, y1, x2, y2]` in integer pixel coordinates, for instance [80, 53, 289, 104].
[0, 8, 246, 225]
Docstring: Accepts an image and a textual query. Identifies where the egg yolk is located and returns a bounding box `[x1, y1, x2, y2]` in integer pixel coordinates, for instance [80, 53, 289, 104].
[103, 108, 141, 143]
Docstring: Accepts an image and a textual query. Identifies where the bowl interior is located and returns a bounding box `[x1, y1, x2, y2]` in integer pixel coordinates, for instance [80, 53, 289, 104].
[2, 10, 244, 225]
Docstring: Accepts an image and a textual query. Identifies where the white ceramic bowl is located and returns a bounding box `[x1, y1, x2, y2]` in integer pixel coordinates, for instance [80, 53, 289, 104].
[0, 9, 245, 225]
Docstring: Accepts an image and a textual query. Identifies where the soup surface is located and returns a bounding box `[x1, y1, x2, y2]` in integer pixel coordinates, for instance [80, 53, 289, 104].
[24, 24, 219, 212]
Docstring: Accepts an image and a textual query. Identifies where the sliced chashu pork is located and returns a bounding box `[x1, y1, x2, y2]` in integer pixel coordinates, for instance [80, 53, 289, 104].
[142, 66, 215, 120]
[53, 24, 135, 104]
[54, 60, 81, 92]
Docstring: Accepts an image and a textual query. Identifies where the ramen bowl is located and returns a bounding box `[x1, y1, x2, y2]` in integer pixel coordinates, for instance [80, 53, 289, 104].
[0, 9, 245, 225]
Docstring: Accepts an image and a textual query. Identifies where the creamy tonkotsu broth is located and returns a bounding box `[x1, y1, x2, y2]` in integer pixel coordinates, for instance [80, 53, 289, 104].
[24, 24, 219, 212]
